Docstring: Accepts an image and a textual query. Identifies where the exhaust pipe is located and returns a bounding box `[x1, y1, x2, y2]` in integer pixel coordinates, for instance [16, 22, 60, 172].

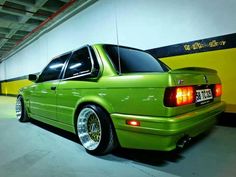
[177, 136, 192, 148]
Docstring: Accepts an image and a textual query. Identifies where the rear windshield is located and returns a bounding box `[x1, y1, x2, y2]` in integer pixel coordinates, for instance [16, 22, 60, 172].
[104, 45, 169, 73]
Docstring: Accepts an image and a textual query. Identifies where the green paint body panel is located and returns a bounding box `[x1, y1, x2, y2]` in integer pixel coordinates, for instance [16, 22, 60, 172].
[19, 44, 225, 151]
[112, 101, 224, 150]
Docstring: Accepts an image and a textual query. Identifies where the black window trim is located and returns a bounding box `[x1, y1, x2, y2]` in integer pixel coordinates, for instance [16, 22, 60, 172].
[61, 45, 97, 81]
[35, 51, 72, 83]
[104, 44, 144, 75]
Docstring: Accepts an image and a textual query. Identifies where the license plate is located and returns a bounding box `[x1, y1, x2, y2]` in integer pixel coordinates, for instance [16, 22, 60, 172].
[196, 88, 213, 105]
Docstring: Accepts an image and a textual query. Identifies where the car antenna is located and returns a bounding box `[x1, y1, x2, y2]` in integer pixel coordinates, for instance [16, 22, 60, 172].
[114, 0, 121, 75]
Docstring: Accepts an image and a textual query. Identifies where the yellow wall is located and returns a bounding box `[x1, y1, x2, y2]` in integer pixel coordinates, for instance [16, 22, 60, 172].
[1, 79, 32, 95]
[161, 48, 236, 113]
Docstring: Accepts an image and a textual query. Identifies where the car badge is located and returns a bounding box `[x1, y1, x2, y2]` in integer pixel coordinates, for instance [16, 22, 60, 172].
[178, 79, 184, 85]
[203, 75, 208, 83]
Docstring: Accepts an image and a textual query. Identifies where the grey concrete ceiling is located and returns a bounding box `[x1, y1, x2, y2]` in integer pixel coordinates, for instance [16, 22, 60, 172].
[0, 0, 95, 61]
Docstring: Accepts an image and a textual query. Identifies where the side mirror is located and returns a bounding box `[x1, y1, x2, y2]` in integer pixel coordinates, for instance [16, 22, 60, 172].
[28, 74, 37, 82]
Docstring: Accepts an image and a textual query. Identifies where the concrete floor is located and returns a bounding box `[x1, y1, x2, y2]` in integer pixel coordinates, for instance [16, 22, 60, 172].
[0, 96, 235, 177]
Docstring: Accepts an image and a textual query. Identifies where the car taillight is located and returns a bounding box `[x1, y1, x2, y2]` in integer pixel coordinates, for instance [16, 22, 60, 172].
[214, 84, 222, 97]
[164, 86, 195, 107]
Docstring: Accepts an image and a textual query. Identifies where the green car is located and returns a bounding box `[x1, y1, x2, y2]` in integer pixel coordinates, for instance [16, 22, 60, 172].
[16, 44, 225, 155]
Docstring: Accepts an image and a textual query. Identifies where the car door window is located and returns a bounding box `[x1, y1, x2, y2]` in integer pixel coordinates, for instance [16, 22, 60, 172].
[64, 47, 92, 79]
[37, 53, 71, 82]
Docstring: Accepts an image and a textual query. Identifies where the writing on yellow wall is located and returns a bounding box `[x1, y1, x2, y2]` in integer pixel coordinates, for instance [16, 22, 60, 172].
[184, 40, 226, 51]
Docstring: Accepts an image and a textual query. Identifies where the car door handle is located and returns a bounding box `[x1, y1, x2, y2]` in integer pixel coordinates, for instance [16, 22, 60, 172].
[51, 86, 57, 90]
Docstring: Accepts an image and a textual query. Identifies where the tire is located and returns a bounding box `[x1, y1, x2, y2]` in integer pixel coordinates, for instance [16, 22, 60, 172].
[16, 96, 30, 122]
[76, 104, 117, 155]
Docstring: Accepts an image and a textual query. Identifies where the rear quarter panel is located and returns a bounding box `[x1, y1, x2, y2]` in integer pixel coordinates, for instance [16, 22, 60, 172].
[56, 73, 173, 126]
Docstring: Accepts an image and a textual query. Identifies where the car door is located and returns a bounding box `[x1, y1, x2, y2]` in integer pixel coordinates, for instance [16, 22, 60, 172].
[56, 46, 99, 125]
[29, 52, 71, 120]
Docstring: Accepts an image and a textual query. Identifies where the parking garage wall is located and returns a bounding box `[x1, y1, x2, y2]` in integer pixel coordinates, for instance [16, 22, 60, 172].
[0, 0, 236, 112]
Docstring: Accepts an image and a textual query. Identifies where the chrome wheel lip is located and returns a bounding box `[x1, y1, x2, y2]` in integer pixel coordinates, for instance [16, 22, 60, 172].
[77, 108, 102, 151]
[16, 97, 22, 120]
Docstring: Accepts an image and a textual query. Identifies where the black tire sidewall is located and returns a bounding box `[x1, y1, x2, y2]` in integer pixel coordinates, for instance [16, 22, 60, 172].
[18, 96, 29, 122]
[77, 104, 113, 155]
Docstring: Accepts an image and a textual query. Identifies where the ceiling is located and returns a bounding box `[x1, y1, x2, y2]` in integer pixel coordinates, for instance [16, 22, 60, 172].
[0, 0, 95, 62]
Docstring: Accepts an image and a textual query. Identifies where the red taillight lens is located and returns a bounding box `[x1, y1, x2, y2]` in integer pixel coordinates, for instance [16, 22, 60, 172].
[176, 86, 195, 106]
[214, 84, 222, 97]
[126, 120, 140, 126]
[164, 86, 195, 107]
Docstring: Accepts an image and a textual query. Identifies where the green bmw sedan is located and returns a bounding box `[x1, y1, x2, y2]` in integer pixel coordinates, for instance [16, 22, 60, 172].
[16, 44, 225, 155]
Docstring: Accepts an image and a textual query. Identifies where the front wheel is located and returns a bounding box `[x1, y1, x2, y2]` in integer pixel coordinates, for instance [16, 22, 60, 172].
[76, 105, 117, 155]
[16, 96, 30, 122]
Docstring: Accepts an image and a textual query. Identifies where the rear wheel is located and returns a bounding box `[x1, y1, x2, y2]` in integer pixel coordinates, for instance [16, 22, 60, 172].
[76, 105, 117, 155]
[16, 96, 30, 122]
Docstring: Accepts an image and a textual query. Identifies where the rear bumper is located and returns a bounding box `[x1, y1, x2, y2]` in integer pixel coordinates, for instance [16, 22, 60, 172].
[111, 101, 225, 151]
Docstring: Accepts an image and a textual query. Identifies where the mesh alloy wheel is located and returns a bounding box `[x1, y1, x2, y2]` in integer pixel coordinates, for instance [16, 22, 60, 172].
[77, 107, 102, 151]
[76, 105, 117, 155]
[15, 96, 30, 122]
[16, 97, 22, 120]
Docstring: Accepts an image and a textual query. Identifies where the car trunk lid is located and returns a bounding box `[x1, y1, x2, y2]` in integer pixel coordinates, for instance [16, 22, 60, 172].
[169, 67, 219, 86]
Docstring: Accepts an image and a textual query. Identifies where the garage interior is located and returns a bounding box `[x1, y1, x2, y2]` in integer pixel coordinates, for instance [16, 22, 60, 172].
[0, 0, 236, 177]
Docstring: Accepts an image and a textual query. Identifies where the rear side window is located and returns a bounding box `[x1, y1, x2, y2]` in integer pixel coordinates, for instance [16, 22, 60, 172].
[104, 45, 169, 73]
[64, 47, 92, 79]
[37, 53, 71, 82]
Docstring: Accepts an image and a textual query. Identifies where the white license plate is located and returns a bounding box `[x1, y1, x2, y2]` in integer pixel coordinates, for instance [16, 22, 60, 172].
[196, 88, 213, 104]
